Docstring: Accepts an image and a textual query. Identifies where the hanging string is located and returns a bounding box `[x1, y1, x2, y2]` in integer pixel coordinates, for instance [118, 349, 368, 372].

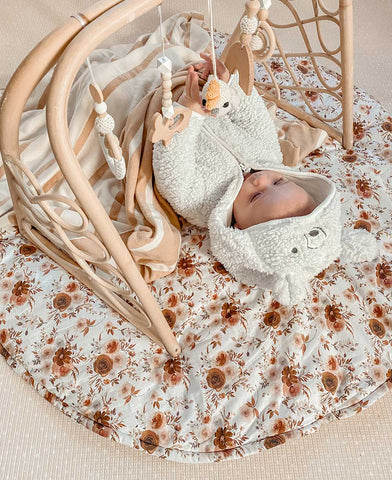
[158, 5, 165, 57]
[207, 0, 217, 78]
[86, 56, 97, 85]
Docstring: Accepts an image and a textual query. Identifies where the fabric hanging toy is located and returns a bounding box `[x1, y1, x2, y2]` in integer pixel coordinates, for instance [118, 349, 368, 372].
[201, 0, 259, 115]
[200, 0, 245, 117]
[87, 58, 126, 180]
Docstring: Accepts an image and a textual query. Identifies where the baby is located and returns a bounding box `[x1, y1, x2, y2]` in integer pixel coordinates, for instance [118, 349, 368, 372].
[152, 53, 377, 305]
[232, 169, 317, 229]
[175, 54, 317, 229]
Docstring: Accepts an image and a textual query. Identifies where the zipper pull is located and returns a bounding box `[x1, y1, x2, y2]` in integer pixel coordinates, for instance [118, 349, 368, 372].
[239, 162, 251, 173]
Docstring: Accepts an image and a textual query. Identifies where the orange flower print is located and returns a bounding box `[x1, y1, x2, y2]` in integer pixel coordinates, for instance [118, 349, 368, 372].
[376, 262, 392, 289]
[44, 391, 56, 404]
[163, 358, 183, 386]
[240, 405, 253, 420]
[263, 311, 281, 329]
[324, 304, 345, 332]
[19, 244, 37, 256]
[315, 269, 326, 280]
[12, 280, 30, 296]
[162, 309, 176, 328]
[283, 382, 302, 398]
[264, 434, 286, 449]
[321, 371, 338, 395]
[356, 179, 373, 198]
[213, 261, 230, 276]
[52, 347, 74, 377]
[199, 426, 213, 442]
[94, 410, 111, 427]
[272, 418, 288, 435]
[354, 219, 371, 232]
[65, 282, 79, 293]
[369, 318, 386, 338]
[270, 60, 284, 73]
[353, 121, 366, 141]
[207, 368, 226, 391]
[53, 347, 72, 367]
[282, 366, 302, 397]
[342, 151, 357, 163]
[140, 430, 159, 453]
[93, 354, 113, 377]
[177, 256, 196, 277]
[297, 64, 309, 74]
[163, 358, 182, 374]
[305, 90, 319, 102]
[104, 339, 121, 354]
[203, 414, 211, 424]
[53, 292, 71, 311]
[0, 329, 10, 344]
[381, 120, 392, 133]
[215, 351, 229, 366]
[282, 365, 299, 385]
[327, 355, 338, 371]
[92, 411, 112, 438]
[167, 293, 178, 308]
[213, 426, 234, 449]
[0, 344, 10, 360]
[149, 411, 166, 430]
[371, 304, 385, 319]
[381, 147, 392, 164]
[221, 303, 240, 327]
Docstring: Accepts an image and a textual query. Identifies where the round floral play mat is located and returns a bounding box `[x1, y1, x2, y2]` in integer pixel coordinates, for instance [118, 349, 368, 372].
[1, 46, 392, 462]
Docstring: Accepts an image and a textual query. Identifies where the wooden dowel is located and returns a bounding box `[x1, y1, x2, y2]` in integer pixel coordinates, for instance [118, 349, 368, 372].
[339, 0, 354, 149]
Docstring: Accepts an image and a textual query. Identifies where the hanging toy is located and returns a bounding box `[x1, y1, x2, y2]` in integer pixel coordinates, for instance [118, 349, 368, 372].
[149, 5, 191, 146]
[200, 0, 242, 116]
[201, 0, 222, 112]
[87, 59, 126, 180]
[250, 1, 276, 65]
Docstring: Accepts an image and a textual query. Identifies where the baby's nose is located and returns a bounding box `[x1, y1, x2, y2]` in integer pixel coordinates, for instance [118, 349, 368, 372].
[252, 171, 269, 187]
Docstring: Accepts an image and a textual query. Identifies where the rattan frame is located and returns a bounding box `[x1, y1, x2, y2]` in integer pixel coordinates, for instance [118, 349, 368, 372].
[0, 0, 353, 358]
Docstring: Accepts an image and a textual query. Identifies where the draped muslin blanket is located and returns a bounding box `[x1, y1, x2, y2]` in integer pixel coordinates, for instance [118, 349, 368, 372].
[0, 12, 211, 282]
[0, 11, 327, 283]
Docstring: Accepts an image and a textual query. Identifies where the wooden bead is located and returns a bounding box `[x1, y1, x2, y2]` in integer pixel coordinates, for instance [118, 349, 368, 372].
[258, 9, 269, 21]
[162, 72, 172, 81]
[162, 99, 172, 108]
[240, 32, 253, 45]
[163, 91, 172, 101]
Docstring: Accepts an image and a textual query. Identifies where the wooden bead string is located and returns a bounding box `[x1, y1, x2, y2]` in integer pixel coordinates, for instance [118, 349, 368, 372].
[240, 0, 261, 46]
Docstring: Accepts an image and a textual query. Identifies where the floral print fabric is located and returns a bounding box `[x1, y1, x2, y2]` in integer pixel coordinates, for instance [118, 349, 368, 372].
[1, 43, 392, 463]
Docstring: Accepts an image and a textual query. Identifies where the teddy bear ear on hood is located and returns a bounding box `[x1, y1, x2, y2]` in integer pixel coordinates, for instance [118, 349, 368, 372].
[340, 228, 379, 263]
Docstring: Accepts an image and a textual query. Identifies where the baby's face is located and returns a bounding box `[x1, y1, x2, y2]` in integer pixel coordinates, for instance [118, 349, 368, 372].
[233, 170, 317, 229]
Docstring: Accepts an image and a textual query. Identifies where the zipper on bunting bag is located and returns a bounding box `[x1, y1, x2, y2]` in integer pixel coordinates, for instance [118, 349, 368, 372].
[201, 122, 252, 174]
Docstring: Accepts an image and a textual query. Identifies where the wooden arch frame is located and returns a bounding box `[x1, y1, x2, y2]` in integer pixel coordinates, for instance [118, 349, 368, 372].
[0, 0, 353, 357]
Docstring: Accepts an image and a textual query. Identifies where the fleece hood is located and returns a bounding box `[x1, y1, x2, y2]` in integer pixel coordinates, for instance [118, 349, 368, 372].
[208, 164, 378, 305]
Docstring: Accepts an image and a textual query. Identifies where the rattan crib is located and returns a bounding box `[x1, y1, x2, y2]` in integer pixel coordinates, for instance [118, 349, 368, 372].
[0, 0, 353, 358]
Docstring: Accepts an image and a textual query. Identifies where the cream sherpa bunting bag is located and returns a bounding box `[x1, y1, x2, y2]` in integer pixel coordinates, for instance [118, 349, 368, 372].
[208, 167, 378, 305]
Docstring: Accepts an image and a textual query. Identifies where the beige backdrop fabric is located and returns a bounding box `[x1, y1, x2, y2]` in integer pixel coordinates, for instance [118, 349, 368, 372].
[1, 1, 392, 479]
